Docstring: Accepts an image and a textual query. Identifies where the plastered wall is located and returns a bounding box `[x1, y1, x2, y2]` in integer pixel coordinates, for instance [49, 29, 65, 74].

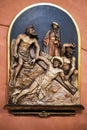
[0, 0, 87, 130]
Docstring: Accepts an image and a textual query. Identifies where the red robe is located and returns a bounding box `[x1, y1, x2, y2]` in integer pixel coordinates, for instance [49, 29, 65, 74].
[43, 30, 61, 56]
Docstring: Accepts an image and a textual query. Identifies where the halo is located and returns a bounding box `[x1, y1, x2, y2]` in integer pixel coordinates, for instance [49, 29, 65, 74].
[51, 56, 63, 67]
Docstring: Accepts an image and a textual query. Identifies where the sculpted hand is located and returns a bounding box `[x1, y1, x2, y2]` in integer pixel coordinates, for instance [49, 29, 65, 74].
[14, 53, 18, 59]
[31, 59, 36, 65]
[71, 43, 76, 48]
[54, 41, 59, 47]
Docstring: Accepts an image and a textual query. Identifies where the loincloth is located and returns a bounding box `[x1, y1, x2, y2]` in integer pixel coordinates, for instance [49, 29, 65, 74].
[18, 48, 31, 62]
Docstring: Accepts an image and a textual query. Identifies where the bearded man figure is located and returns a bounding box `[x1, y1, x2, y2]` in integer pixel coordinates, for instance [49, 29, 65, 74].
[9, 26, 40, 87]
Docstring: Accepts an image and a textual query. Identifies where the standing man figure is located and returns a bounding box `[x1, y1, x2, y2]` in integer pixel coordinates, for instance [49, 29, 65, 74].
[43, 22, 61, 56]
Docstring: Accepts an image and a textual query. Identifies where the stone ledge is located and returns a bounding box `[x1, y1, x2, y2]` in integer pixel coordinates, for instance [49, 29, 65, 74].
[4, 104, 84, 117]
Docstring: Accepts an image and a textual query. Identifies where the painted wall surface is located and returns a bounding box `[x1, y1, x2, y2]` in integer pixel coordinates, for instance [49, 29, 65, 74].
[0, 0, 87, 130]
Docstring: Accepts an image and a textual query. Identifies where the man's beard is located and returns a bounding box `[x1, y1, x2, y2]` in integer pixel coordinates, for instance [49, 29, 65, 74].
[25, 32, 38, 40]
[65, 52, 72, 58]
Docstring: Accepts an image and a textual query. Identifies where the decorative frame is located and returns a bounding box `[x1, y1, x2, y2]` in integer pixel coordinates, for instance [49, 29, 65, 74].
[5, 3, 84, 117]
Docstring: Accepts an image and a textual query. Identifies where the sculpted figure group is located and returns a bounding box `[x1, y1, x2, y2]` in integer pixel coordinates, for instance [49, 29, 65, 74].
[9, 22, 79, 105]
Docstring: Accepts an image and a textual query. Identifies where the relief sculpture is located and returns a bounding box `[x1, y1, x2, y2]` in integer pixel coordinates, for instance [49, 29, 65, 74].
[4, 3, 84, 116]
[8, 23, 80, 106]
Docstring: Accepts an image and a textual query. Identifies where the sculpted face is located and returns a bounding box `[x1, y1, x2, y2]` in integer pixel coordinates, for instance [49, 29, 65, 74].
[25, 26, 38, 39]
[53, 59, 62, 68]
[53, 24, 58, 29]
[28, 27, 36, 35]
[65, 47, 74, 58]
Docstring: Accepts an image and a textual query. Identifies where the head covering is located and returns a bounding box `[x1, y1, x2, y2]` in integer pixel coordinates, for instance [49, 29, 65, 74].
[51, 56, 63, 67]
[52, 22, 59, 27]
